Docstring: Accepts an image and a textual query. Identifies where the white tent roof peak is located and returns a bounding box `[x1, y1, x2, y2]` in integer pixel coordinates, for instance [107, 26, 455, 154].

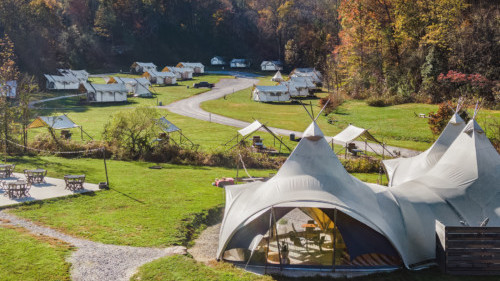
[303, 121, 324, 140]
[464, 119, 484, 135]
[448, 112, 464, 125]
[238, 120, 265, 136]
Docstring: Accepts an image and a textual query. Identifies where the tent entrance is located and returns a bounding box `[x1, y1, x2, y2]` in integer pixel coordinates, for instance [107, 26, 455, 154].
[222, 207, 402, 270]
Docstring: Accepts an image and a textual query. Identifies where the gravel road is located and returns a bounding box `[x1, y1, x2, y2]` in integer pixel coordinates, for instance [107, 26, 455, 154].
[0, 211, 186, 281]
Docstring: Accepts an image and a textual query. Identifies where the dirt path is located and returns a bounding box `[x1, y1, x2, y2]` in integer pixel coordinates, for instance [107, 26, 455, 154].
[0, 211, 186, 281]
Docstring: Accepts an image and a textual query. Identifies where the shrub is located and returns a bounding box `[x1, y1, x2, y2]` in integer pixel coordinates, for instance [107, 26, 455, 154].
[428, 102, 470, 135]
[319, 93, 344, 115]
[341, 157, 381, 173]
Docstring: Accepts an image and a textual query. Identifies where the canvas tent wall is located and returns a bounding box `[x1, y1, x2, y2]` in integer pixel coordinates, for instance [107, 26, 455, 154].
[0, 80, 17, 98]
[143, 70, 177, 85]
[107, 77, 152, 97]
[80, 83, 128, 103]
[130, 62, 157, 74]
[280, 80, 309, 97]
[176, 62, 205, 74]
[383, 113, 466, 187]
[252, 85, 290, 102]
[44, 74, 80, 90]
[217, 120, 500, 272]
[230, 59, 250, 68]
[57, 69, 89, 82]
[290, 68, 322, 85]
[261, 61, 283, 71]
[211, 56, 226, 66]
[161, 67, 193, 80]
[271, 71, 284, 82]
[289, 76, 316, 91]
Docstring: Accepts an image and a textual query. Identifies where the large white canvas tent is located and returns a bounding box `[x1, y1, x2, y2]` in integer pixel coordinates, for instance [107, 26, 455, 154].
[177, 62, 205, 74]
[161, 67, 193, 80]
[211, 56, 226, 66]
[271, 71, 284, 82]
[290, 68, 322, 85]
[217, 120, 500, 274]
[45, 74, 80, 90]
[57, 69, 89, 82]
[252, 85, 290, 102]
[107, 77, 152, 97]
[261, 61, 283, 71]
[80, 83, 128, 103]
[0, 80, 17, 98]
[280, 80, 309, 97]
[130, 62, 157, 74]
[289, 76, 316, 91]
[383, 113, 466, 187]
[143, 70, 177, 85]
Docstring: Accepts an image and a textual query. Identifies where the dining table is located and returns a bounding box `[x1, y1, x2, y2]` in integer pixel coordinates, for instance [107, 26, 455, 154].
[24, 169, 47, 184]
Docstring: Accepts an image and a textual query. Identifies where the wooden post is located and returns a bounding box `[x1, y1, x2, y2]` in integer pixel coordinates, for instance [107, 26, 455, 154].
[364, 139, 367, 154]
[344, 143, 347, 159]
[103, 148, 109, 187]
[382, 144, 385, 160]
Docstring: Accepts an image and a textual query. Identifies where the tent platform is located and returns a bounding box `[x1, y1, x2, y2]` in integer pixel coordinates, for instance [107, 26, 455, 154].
[0, 173, 100, 208]
[237, 264, 400, 278]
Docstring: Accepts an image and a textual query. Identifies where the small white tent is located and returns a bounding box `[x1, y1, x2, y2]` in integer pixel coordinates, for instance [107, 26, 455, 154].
[0, 80, 17, 98]
[44, 74, 80, 90]
[177, 62, 205, 74]
[57, 69, 89, 82]
[230, 59, 250, 68]
[108, 77, 153, 97]
[211, 56, 226, 66]
[383, 113, 466, 187]
[80, 83, 128, 103]
[261, 61, 283, 71]
[143, 70, 177, 85]
[271, 71, 284, 82]
[162, 67, 193, 80]
[130, 62, 157, 74]
[290, 68, 322, 85]
[252, 85, 290, 102]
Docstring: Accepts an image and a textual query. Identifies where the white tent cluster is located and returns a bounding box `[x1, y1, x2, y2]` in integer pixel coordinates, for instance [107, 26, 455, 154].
[80, 83, 128, 103]
[105, 77, 153, 97]
[218, 114, 500, 272]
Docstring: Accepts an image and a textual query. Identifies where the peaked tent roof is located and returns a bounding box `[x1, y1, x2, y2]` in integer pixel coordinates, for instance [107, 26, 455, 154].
[254, 85, 288, 93]
[383, 113, 466, 187]
[157, 117, 181, 133]
[238, 120, 268, 136]
[177, 62, 204, 68]
[44, 74, 80, 84]
[28, 115, 80, 130]
[271, 71, 283, 82]
[332, 125, 379, 145]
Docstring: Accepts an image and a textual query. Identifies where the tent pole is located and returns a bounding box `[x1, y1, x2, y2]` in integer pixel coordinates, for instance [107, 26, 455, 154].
[272, 207, 283, 271]
[265, 209, 273, 274]
[382, 144, 385, 159]
[81, 127, 83, 141]
[344, 144, 347, 159]
[332, 209, 338, 272]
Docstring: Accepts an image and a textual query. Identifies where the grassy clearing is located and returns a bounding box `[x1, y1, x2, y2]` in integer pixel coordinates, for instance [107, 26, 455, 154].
[201, 83, 500, 150]
[131, 255, 273, 281]
[0, 225, 72, 281]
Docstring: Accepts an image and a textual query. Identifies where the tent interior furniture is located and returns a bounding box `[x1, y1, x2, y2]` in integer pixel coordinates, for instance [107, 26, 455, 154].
[224, 120, 291, 153]
[28, 115, 93, 141]
[24, 169, 47, 184]
[332, 125, 392, 158]
[0, 164, 15, 179]
[156, 117, 198, 149]
[64, 175, 86, 191]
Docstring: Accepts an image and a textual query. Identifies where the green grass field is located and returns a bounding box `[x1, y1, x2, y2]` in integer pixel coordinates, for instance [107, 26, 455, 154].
[0, 225, 72, 281]
[201, 77, 500, 151]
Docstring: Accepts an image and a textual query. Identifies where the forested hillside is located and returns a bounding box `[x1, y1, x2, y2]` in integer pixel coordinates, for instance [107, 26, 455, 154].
[0, 0, 498, 105]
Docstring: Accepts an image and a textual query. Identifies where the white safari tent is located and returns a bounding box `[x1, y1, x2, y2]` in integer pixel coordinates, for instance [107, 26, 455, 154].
[211, 56, 226, 66]
[271, 71, 284, 82]
[80, 83, 128, 103]
[252, 85, 290, 103]
[176, 62, 205, 74]
[143, 70, 177, 85]
[280, 79, 310, 97]
[0, 80, 17, 98]
[130, 62, 157, 74]
[45, 74, 80, 90]
[161, 67, 193, 80]
[230, 59, 250, 68]
[261, 61, 283, 71]
[289, 76, 316, 91]
[290, 68, 323, 85]
[383, 113, 466, 187]
[217, 119, 500, 275]
[107, 77, 153, 97]
[57, 69, 89, 82]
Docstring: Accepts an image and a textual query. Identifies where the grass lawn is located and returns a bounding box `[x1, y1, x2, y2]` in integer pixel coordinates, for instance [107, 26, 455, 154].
[201, 78, 500, 151]
[0, 225, 72, 281]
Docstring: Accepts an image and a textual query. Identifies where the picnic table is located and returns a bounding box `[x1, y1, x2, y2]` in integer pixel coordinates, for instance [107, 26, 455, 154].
[0, 164, 15, 178]
[24, 169, 47, 184]
[3, 180, 30, 199]
[64, 175, 86, 191]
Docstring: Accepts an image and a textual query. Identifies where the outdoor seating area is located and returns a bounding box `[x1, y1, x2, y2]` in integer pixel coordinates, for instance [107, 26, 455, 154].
[0, 168, 98, 206]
